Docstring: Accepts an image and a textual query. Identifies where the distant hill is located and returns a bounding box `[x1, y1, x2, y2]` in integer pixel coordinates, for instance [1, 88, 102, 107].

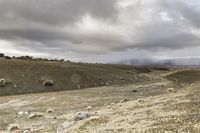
[117, 58, 200, 66]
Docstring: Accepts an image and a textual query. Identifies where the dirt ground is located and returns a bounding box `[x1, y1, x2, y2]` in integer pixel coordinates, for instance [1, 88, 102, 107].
[0, 68, 199, 133]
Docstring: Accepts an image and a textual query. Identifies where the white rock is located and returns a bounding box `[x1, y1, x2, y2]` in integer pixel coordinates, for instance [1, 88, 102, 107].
[17, 111, 29, 117]
[17, 111, 24, 116]
[57, 121, 73, 132]
[74, 112, 90, 121]
[23, 130, 31, 133]
[24, 111, 29, 115]
[106, 105, 111, 109]
[87, 106, 92, 110]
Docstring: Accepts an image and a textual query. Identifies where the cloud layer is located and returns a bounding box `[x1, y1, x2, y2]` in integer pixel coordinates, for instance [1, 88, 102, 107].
[0, 0, 200, 62]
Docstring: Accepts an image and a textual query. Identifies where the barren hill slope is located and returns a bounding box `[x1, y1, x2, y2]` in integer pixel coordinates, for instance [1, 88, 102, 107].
[0, 59, 153, 96]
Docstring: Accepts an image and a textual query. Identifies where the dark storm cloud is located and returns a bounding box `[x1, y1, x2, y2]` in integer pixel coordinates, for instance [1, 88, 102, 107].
[0, 0, 117, 25]
[0, 0, 200, 62]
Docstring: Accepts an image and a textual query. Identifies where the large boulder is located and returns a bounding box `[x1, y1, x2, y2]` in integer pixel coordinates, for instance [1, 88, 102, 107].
[74, 112, 90, 121]
[40, 77, 54, 87]
[42, 80, 54, 87]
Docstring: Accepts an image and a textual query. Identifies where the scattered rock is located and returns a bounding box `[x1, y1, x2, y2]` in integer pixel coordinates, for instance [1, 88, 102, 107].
[7, 123, 20, 131]
[23, 130, 31, 133]
[97, 77, 102, 80]
[17, 111, 24, 116]
[101, 81, 105, 85]
[105, 82, 110, 86]
[137, 99, 144, 103]
[167, 88, 174, 93]
[119, 77, 124, 80]
[0, 78, 6, 87]
[118, 104, 123, 107]
[57, 121, 74, 132]
[13, 84, 17, 88]
[120, 98, 129, 103]
[87, 106, 92, 110]
[106, 105, 111, 109]
[110, 103, 115, 106]
[46, 108, 54, 114]
[12, 129, 22, 133]
[17, 111, 29, 117]
[28, 112, 43, 119]
[74, 112, 90, 121]
[132, 89, 138, 93]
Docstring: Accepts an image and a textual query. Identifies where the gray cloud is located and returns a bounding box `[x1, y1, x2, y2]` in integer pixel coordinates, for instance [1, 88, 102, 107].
[0, 0, 200, 62]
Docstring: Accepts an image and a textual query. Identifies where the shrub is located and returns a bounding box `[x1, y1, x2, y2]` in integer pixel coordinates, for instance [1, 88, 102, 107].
[0, 53, 5, 57]
[5, 56, 11, 60]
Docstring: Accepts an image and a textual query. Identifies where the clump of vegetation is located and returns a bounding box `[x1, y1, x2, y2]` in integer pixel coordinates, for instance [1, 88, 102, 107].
[5, 56, 11, 60]
[0, 53, 5, 58]
[17, 56, 33, 60]
[0, 52, 69, 62]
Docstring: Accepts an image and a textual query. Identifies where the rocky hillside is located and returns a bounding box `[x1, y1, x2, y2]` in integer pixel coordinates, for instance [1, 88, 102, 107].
[0, 58, 153, 96]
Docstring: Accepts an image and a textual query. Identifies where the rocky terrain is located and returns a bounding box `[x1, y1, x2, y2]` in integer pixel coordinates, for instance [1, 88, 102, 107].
[0, 59, 199, 133]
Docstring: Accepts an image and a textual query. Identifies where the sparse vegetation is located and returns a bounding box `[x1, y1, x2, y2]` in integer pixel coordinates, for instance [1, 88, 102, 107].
[0, 54, 199, 133]
[0, 53, 5, 58]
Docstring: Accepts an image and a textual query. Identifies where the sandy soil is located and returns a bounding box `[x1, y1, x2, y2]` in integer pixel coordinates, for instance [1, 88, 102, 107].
[0, 69, 199, 133]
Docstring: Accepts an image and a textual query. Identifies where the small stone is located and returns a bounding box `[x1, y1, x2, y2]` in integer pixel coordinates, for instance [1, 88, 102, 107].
[167, 88, 174, 93]
[107, 105, 111, 109]
[17, 111, 29, 117]
[57, 121, 73, 132]
[24, 111, 29, 115]
[13, 84, 17, 88]
[7, 123, 20, 131]
[23, 130, 31, 133]
[132, 89, 138, 93]
[17, 111, 24, 116]
[118, 104, 122, 107]
[119, 99, 129, 103]
[137, 99, 144, 103]
[105, 82, 110, 86]
[119, 77, 124, 80]
[13, 129, 22, 133]
[28, 112, 43, 119]
[46, 108, 54, 114]
[87, 106, 92, 110]
[110, 103, 115, 106]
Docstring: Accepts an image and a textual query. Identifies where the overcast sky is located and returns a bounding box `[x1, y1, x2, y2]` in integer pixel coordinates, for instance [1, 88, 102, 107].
[0, 0, 200, 63]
